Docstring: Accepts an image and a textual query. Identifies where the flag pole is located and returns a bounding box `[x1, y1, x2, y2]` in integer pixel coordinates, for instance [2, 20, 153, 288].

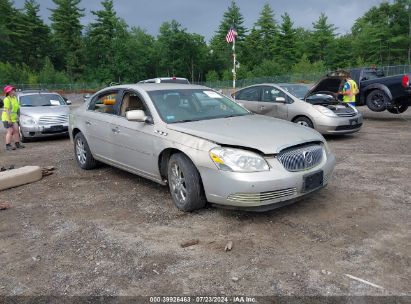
[232, 37, 236, 96]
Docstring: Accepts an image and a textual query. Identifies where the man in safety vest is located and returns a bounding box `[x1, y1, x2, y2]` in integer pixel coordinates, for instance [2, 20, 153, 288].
[2, 85, 25, 150]
[340, 75, 359, 106]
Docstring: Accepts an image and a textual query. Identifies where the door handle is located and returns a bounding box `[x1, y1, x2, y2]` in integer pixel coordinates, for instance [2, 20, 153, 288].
[85, 121, 91, 125]
[260, 106, 265, 110]
[111, 127, 120, 134]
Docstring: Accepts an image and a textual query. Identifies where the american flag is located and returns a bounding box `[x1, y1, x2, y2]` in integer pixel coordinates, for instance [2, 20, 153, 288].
[225, 27, 237, 43]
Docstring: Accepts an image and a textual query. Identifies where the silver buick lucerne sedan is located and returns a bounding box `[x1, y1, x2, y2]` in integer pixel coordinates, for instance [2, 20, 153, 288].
[69, 84, 336, 211]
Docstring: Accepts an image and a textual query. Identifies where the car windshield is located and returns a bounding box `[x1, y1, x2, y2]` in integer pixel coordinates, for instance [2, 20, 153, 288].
[279, 84, 310, 99]
[20, 94, 65, 107]
[148, 89, 251, 123]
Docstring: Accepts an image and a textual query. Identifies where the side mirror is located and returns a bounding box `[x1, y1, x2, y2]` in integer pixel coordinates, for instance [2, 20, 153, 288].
[126, 110, 149, 122]
[83, 93, 91, 102]
[275, 97, 286, 103]
[66, 99, 72, 105]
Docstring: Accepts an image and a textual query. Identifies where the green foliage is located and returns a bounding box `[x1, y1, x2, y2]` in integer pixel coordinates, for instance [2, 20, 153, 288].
[1, 0, 411, 87]
[49, 0, 85, 77]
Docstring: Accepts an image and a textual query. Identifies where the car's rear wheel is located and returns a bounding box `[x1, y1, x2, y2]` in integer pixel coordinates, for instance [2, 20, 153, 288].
[167, 153, 206, 211]
[293, 116, 314, 128]
[366, 90, 388, 112]
[387, 104, 408, 114]
[74, 132, 97, 170]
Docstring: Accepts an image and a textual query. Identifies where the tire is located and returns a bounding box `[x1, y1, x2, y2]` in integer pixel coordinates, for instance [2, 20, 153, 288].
[167, 153, 206, 211]
[293, 116, 314, 129]
[366, 90, 389, 112]
[74, 132, 97, 170]
[387, 104, 408, 114]
[18, 126, 28, 143]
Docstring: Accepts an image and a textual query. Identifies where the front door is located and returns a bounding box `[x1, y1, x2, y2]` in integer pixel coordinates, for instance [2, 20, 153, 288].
[109, 90, 160, 180]
[260, 86, 288, 119]
[85, 90, 120, 161]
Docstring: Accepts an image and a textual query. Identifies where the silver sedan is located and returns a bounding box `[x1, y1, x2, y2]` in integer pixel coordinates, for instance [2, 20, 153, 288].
[17, 91, 71, 142]
[233, 83, 363, 135]
[69, 84, 336, 211]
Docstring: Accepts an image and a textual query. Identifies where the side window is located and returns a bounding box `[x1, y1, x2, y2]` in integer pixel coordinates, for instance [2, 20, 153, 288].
[236, 87, 261, 101]
[88, 91, 118, 115]
[119, 92, 147, 117]
[262, 87, 286, 103]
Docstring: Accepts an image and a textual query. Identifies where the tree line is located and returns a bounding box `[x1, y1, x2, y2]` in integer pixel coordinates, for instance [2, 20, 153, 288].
[0, 0, 410, 86]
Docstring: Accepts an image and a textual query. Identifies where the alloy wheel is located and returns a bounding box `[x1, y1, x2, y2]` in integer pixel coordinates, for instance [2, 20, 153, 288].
[170, 162, 187, 204]
[76, 137, 87, 165]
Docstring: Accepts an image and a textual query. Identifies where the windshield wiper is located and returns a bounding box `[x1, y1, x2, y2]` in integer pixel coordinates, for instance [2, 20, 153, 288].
[42, 104, 53, 106]
[172, 119, 200, 123]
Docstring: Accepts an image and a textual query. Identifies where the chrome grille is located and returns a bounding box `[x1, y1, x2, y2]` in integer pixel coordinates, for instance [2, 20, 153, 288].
[336, 112, 356, 117]
[227, 188, 297, 203]
[278, 144, 323, 172]
[38, 115, 68, 125]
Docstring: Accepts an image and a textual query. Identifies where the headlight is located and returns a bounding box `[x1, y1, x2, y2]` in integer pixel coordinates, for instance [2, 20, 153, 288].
[348, 104, 359, 113]
[313, 105, 337, 117]
[209, 147, 269, 172]
[20, 115, 37, 125]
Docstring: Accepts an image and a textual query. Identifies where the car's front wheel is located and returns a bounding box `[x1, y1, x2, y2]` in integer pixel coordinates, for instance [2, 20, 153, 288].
[18, 125, 28, 143]
[167, 153, 206, 211]
[293, 116, 314, 128]
[74, 132, 97, 170]
[366, 90, 388, 112]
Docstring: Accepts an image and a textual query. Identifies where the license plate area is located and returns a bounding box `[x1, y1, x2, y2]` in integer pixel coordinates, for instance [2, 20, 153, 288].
[303, 170, 323, 192]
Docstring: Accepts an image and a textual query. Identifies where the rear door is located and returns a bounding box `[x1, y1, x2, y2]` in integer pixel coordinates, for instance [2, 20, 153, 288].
[234, 86, 262, 113]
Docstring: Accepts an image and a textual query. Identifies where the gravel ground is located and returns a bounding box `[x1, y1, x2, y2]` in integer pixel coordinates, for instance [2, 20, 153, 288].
[0, 95, 410, 297]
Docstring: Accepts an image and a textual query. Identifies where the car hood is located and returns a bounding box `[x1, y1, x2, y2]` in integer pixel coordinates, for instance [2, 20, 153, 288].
[304, 71, 348, 99]
[20, 106, 70, 118]
[167, 115, 324, 154]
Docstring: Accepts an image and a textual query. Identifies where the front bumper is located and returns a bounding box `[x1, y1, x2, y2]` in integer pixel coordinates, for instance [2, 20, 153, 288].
[21, 124, 69, 138]
[315, 114, 363, 135]
[199, 152, 336, 209]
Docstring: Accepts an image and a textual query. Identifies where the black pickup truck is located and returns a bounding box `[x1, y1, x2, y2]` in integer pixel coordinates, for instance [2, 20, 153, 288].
[350, 68, 411, 113]
[310, 68, 411, 113]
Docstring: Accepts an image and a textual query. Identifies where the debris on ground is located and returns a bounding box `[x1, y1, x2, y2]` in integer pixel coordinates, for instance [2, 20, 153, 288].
[42, 166, 56, 177]
[180, 239, 199, 248]
[344, 274, 384, 290]
[224, 241, 233, 251]
[231, 277, 239, 282]
[0, 203, 11, 211]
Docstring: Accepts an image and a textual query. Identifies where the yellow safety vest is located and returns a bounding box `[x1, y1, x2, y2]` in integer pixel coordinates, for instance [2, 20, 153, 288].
[1, 96, 20, 122]
[343, 79, 358, 103]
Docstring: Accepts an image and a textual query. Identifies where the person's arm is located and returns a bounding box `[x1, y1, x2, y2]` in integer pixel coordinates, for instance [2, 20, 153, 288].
[3, 98, 12, 122]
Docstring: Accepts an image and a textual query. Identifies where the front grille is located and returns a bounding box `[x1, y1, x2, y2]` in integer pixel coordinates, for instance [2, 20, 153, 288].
[227, 188, 297, 203]
[335, 123, 362, 131]
[38, 115, 68, 125]
[336, 112, 356, 117]
[278, 144, 323, 172]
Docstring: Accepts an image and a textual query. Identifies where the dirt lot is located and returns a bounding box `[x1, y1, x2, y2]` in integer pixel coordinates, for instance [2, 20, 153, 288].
[0, 95, 410, 297]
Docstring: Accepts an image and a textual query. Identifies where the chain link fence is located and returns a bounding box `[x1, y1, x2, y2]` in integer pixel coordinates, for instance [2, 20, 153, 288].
[3, 65, 411, 93]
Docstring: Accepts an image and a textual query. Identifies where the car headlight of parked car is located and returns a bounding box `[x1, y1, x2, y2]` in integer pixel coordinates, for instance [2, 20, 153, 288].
[209, 147, 270, 172]
[19, 115, 37, 125]
[313, 105, 337, 117]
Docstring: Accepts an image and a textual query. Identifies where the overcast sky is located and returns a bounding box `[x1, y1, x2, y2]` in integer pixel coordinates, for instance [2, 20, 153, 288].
[14, 0, 389, 41]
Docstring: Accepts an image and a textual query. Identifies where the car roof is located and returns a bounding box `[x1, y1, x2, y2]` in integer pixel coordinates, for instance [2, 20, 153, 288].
[104, 83, 210, 92]
[17, 91, 61, 96]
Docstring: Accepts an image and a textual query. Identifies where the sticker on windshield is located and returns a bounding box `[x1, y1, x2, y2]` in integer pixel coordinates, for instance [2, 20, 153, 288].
[203, 91, 222, 98]
[166, 115, 175, 120]
[50, 100, 60, 106]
